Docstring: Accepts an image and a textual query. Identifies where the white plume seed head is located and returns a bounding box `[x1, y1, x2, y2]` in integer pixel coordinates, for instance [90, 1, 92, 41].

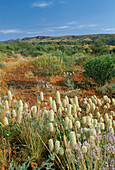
[112, 98, 115, 107]
[96, 112, 100, 118]
[100, 117, 104, 122]
[8, 90, 12, 101]
[86, 103, 90, 113]
[24, 103, 28, 109]
[56, 91, 61, 104]
[72, 103, 76, 114]
[12, 110, 17, 118]
[40, 92, 44, 101]
[68, 119, 73, 129]
[82, 117, 86, 125]
[75, 121, 81, 129]
[90, 136, 95, 143]
[18, 100, 23, 108]
[67, 104, 72, 116]
[90, 128, 96, 136]
[55, 140, 60, 152]
[17, 112, 22, 124]
[106, 103, 110, 109]
[82, 145, 87, 154]
[70, 131, 76, 150]
[64, 116, 69, 129]
[3, 117, 9, 126]
[5, 100, 9, 110]
[52, 100, 57, 112]
[100, 123, 105, 130]
[84, 127, 88, 133]
[49, 139, 54, 152]
[104, 113, 109, 123]
[97, 99, 102, 107]
[65, 96, 69, 106]
[86, 116, 91, 126]
[49, 97, 52, 107]
[49, 110, 54, 122]
[62, 99, 66, 107]
[88, 98, 92, 106]
[58, 107, 62, 117]
[49, 123, 54, 132]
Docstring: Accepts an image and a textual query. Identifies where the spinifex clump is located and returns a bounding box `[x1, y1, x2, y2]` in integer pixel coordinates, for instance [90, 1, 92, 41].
[0, 91, 115, 169]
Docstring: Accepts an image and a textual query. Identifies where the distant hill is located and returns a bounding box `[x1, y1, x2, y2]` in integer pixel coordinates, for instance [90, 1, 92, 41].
[4, 34, 115, 45]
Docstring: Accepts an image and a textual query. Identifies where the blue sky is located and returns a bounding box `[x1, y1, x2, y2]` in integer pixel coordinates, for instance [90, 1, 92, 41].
[0, 0, 115, 41]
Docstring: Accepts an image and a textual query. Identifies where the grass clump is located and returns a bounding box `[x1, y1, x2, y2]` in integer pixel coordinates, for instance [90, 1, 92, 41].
[31, 55, 65, 76]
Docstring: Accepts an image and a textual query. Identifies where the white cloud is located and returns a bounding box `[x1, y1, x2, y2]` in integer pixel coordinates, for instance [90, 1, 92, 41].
[103, 28, 115, 31]
[0, 29, 23, 34]
[67, 21, 78, 25]
[57, 26, 69, 29]
[26, 31, 43, 34]
[32, 1, 53, 7]
[88, 24, 97, 27]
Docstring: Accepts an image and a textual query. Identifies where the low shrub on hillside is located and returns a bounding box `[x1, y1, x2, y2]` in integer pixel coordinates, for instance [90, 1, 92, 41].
[83, 55, 115, 85]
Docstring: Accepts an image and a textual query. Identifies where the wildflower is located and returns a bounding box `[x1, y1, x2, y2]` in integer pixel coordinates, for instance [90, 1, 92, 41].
[86, 103, 90, 113]
[90, 136, 95, 143]
[49, 110, 54, 122]
[86, 116, 91, 126]
[58, 107, 62, 117]
[8, 90, 12, 101]
[68, 119, 73, 129]
[56, 91, 61, 104]
[65, 96, 69, 106]
[75, 121, 81, 129]
[5, 100, 9, 110]
[55, 140, 60, 152]
[70, 131, 76, 150]
[49, 139, 54, 152]
[67, 104, 72, 116]
[3, 117, 9, 126]
[64, 116, 69, 130]
[52, 100, 57, 112]
[104, 113, 109, 123]
[96, 112, 100, 118]
[82, 145, 87, 154]
[24, 103, 28, 109]
[18, 99, 23, 108]
[90, 128, 96, 136]
[40, 92, 44, 101]
[49, 97, 52, 107]
[82, 117, 86, 125]
[49, 123, 54, 132]
[12, 110, 17, 118]
[62, 99, 66, 108]
[100, 122, 105, 130]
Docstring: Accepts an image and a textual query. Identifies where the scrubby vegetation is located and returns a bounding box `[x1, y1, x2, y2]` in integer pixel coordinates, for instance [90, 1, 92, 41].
[83, 55, 115, 85]
[0, 34, 115, 169]
[0, 91, 115, 169]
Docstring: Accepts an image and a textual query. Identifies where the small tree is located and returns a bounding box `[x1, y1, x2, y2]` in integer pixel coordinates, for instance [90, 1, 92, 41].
[91, 40, 109, 55]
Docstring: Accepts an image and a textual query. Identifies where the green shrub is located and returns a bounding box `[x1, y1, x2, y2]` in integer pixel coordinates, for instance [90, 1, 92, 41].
[31, 55, 65, 76]
[83, 55, 115, 85]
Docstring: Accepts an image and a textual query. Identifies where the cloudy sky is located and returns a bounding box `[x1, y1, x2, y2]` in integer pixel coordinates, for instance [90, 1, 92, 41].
[0, 0, 115, 41]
